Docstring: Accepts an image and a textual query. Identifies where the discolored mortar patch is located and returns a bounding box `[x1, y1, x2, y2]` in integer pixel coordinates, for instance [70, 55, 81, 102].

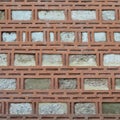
[0, 11, 4, 20]
[25, 78, 50, 90]
[69, 54, 97, 66]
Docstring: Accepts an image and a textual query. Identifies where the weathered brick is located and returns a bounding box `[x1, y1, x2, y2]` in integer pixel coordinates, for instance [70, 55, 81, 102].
[74, 103, 96, 115]
[71, 10, 96, 20]
[102, 103, 120, 114]
[94, 32, 106, 42]
[42, 54, 62, 66]
[0, 79, 16, 90]
[82, 32, 88, 42]
[84, 78, 108, 90]
[59, 78, 77, 89]
[103, 54, 120, 66]
[39, 103, 67, 114]
[69, 54, 97, 66]
[60, 32, 75, 42]
[12, 10, 32, 20]
[0, 54, 7, 66]
[10, 103, 32, 115]
[0, 11, 4, 20]
[115, 78, 120, 90]
[2, 32, 16, 42]
[38, 10, 65, 20]
[25, 78, 50, 90]
[32, 32, 44, 42]
[14, 54, 36, 66]
[102, 10, 115, 20]
[114, 32, 120, 42]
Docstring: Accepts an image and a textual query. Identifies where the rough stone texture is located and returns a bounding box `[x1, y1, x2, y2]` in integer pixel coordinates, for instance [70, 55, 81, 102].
[84, 78, 108, 90]
[0, 11, 4, 20]
[50, 32, 54, 42]
[102, 10, 115, 20]
[22, 32, 26, 42]
[0, 79, 16, 90]
[39, 103, 67, 114]
[59, 78, 77, 89]
[38, 11, 65, 20]
[71, 10, 96, 20]
[115, 78, 120, 90]
[104, 54, 120, 66]
[32, 32, 44, 42]
[94, 32, 106, 42]
[14, 54, 36, 66]
[75, 103, 96, 115]
[0, 54, 7, 66]
[102, 103, 120, 114]
[12, 10, 32, 20]
[25, 78, 50, 90]
[82, 32, 88, 42]
[42, 54, 62, 66]
[114, 32, 120, 41]
[69, 54, 97, 66]
[60, 32, 75, 42]
[2, 32, 17, 42]
[10, 103, 32, 115]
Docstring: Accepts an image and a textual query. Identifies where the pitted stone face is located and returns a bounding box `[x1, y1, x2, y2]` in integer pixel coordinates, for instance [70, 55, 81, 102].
[31, 32, 44, 42]
[82, 32, 88, 42]
[94, 32, 106, 42]
[0, 11, 4, 20]
[0, 54, 7, 66]
[102, 10, 115, 20]
[114, 32, 120, 42]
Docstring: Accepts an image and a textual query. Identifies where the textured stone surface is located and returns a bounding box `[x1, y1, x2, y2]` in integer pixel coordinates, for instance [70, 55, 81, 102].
[60, 32, 75, 42]
[102, 10, 115, 20]
[39, 103, 67, 114]
[25, 78, 50, 90]
[38, 11, 65, 20]
[10, 103, 32, 115]
[114, 32, 120, 41]
[22, 32, 26, 42]
[42, 54, 62, 66]
[71, 10, 96, 20]
[115, 78, 120, 89]
[14, 54, 35, 66]
[50, 32, 54, 42]
[69, 54, 97, 66]
[94, 32, 106, 42]
[0, 79, 16, 90]
[0, 11, 4, 20]
[32, 32, 44, 42]
[102, 103, 120, 114]
[104, 54, 120, 66]
[82, 32, 88, 42]
[0, 54, 7, 66]
[59, 78, 77, 89]
[2, 32, 17, 42]
[84, 78, 108, 90]
[75, 103, 96, 115]
[12, 10, 32, 20]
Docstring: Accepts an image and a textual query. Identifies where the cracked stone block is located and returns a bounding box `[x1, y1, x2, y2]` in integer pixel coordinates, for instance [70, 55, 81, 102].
[71, 10, 96, 20]
[39, 103, 67, 114]
[115, 78, 120, 90]
[50, 32, 54, 42]
[42, 54, 62, 66]
[94, 32, 106, 42]
[0, 79, 16, 90]
[69, 54, 97, 66]
[10, 103, 32, 115]
[60, 32, 75, 42]
[103, 54, 120, 66]
[84, 78, 108, 90]
[14, 54, 36, 66]
[74, 103, 96, 115]
[0, 10, 4, 20]
[38, 10, 65, 20]
[102, 10, 115, 20]
[12, 10, 32, 20]
[25, 78, 50, 90]
[102, 103, 120, 114]
[114, 32, 120, 42]
[0, 54, 7, 66]
[59, 78, 77, 89]
[82, 32, 88, 42]
[2, 32, 17, 42]
[32, 32, 44, 42]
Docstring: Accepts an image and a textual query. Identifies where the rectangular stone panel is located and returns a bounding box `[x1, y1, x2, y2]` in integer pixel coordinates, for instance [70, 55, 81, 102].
[0, 54, 7, 66]
[0, 10, 4, 20]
